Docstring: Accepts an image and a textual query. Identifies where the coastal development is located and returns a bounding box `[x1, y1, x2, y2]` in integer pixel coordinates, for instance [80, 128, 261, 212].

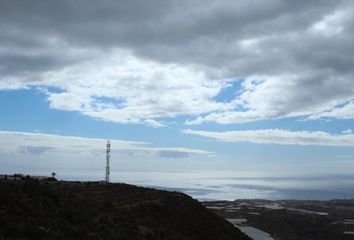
[205, 199, 354, 240]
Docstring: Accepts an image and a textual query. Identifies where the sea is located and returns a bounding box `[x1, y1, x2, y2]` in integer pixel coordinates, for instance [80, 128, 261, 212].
[9, 169, 354, 201]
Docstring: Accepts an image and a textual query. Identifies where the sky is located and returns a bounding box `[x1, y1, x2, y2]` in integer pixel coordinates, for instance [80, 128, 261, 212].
[1, 0, 354, 180]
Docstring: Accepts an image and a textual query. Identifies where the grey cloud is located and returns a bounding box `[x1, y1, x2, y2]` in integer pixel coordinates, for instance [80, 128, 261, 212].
[18, 146, 53, 155]
[0, 0, 345, 73]
[0, 0, 353, 124]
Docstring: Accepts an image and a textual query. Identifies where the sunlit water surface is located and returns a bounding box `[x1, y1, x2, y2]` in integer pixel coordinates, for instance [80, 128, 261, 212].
[7, 169, 354, 201]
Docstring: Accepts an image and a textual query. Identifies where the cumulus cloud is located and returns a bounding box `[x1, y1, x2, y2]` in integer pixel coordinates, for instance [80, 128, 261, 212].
[42, 49, 232, 124]
[183, 129, 354, 147]
[0, 0, 354, 125]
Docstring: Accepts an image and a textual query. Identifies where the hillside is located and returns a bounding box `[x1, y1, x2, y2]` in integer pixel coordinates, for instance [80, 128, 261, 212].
[0, 179, 250, 240]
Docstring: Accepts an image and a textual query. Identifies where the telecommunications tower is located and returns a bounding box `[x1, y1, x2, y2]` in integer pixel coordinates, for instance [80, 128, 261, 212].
[105, 140, 110, 183]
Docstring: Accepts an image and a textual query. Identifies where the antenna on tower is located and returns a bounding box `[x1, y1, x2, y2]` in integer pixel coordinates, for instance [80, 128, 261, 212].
[105, 140, 110, 183]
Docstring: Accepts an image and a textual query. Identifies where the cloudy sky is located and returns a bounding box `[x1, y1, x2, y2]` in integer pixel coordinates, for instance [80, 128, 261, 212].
[1, 0, 354, 179]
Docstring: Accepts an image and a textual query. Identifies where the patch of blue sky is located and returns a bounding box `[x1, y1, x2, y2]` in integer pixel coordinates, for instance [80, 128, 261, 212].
[289, 118, 354, 134]
[213, 78, 243, 103]
[200, 139, 354, 175]
[0, 89, 146, 141]
[92, 96, 126, 108]
[0, 89, 205, 149]
[0, 89, 58, 132]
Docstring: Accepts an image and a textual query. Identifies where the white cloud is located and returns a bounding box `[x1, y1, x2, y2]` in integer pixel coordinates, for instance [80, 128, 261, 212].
[342, 129, 353, 134]
[38, 49, 232, 125]
[309, 9, 348, 37]
[0, 130, 215, 176]
[311, 101, 354, 120]
[183, 129, 354, 147]
[187, 70, 354, 125]
[144, 119, 166, 128]
[0, 130, 212, 157]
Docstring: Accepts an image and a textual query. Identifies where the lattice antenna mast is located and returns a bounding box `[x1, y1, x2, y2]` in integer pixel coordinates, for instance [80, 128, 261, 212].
[105, 140, 110, 183]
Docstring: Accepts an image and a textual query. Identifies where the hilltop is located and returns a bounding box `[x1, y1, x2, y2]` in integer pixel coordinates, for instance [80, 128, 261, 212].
[0, 178, 250, 240]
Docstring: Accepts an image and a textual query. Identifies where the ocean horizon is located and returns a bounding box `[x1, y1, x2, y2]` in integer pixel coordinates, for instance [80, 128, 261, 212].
[3, 169, 354, 201]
